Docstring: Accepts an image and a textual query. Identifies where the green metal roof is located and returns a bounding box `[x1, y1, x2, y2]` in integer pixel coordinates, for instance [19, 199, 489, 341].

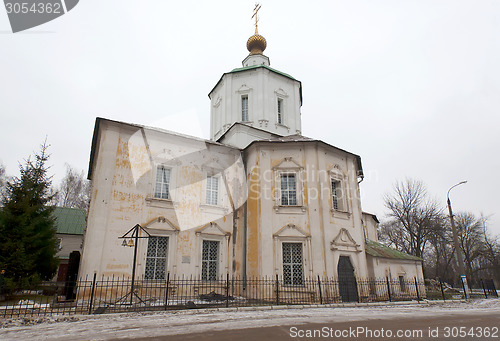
[365, 240, 422, 261]
[230, 64, 297, 81]
[52, 207, 86, 235]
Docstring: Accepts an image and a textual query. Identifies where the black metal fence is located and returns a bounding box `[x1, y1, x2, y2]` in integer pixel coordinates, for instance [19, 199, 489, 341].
[0, 275, 497, 318]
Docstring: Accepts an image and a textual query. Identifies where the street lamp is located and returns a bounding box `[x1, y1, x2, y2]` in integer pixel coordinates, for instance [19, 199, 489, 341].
[447, 181, 468, 297]
[118, 224, 150, 305]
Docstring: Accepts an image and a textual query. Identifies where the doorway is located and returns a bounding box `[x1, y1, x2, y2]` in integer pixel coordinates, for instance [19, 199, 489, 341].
[337, 256, 358, 302]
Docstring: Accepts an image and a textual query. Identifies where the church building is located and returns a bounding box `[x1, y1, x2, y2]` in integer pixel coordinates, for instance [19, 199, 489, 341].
[79, 16, 424, 296]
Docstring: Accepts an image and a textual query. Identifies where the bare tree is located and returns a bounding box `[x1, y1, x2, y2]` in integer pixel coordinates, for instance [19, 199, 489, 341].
[381, 178, 443, 258]
[0, 162, 7, 199]
[425, 219, 455, 282]
[455, 212, 485, 281]
[56, 164, 90, 210]
[477, 214, 500, 282]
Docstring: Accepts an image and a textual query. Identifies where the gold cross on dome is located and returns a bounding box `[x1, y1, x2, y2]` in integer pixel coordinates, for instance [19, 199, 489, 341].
[252, 3, 262, 30]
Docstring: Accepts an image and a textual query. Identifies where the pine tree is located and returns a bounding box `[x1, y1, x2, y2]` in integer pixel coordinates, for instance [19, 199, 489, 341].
[0, 141, 59, 288]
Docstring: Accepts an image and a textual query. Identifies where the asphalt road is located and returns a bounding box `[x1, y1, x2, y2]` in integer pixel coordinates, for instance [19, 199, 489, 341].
[2, 301, 499, 340]
[123, 311, 500, 341]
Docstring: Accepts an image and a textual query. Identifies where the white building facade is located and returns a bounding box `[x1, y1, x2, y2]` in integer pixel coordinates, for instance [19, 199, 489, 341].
[80, 26, 424, 299]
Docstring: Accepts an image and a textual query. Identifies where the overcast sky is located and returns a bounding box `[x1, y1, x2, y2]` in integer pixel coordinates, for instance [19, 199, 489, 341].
[1, 0, 499, 235]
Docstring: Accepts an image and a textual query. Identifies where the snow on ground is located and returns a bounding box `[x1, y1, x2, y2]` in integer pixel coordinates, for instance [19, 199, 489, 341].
[1, 299, 499, 341]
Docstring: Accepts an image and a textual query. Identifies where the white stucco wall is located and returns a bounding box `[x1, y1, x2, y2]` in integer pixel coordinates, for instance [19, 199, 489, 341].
[244, 141, 368, 279]
[367, 255, 424, 281]
[209, 67, 302, 141]
[362, 212, 379, 242]
[80, 120, 244, 279]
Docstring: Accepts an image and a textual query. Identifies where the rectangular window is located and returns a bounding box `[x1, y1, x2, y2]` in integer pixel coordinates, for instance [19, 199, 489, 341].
[206, 175, 219, 205]
[282, 242, 304, 285]
[241, 95, 249, 121]
[331, 180, 339, 210]
[399, 275, 406, 292]
[277, 98, 283, 124]
[281, 174, 297, 205]
[154, 166, 171, 199]
[145, 236, 169, 280]
[202, 240, 219, 281]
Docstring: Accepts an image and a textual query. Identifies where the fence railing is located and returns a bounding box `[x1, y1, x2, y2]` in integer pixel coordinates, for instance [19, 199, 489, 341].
[0, 275, 497, 318]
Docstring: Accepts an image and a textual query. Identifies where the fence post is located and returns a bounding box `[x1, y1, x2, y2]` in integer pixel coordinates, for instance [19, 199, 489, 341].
[275, 274, 280, 305]
[317, 275, 323, 305]
[226, 273, 230, 308]
[88, 273, 97, 315]
[386, 277, 392, 302]
[481, 279, 487, 299]
[439, 278, 446, 301]
[414, 277, 420, 301]
[164, 272, 170, 310]
[490, 280, 499, 297]
[461, 278, 468, 300]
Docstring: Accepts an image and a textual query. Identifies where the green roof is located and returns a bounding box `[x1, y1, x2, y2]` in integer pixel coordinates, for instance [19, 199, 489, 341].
[52, 207, 86, 235]
[365, 240, 422, 261]
[230, 64, 297, 81]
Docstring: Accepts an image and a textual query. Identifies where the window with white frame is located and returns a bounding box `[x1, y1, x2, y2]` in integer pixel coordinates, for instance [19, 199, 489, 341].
[277, 98, 284, 124]
[154, 166, 171, 199]
[331, 179, 345, 211]
[206, 175, 219, 205]
[281, 173, 297, 206]
[241, 95, 249, 121]
[202, 240, 219, 281]
[282, 242, 304, 285]
[145, 236, 169, 280]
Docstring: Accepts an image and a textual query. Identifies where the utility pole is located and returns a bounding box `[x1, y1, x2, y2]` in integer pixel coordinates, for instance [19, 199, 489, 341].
[447, 181, 468, 297]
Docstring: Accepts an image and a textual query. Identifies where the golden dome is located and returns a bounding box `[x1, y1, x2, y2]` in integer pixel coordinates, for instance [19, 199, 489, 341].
[246, 28, 267, 55]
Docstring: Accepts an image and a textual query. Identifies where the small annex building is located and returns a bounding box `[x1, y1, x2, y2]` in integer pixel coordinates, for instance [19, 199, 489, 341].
[52, 207, 85, 282]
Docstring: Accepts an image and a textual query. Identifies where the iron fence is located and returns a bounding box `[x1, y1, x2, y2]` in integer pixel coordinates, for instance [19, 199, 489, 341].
[0, 275, 497, 318]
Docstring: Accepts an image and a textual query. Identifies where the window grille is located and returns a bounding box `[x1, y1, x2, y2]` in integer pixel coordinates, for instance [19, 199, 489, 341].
[277, 98, 283, 124]
[282, 242, 304, 285]
[206, 175, 219, 205]
[145, 236, 168, 280]
[331, 180, 339, 210]
[154, 166, 171, 199]
[241, 95, 249, 121]
[202, 240, 219, 281]
[281, 174, 297, 205]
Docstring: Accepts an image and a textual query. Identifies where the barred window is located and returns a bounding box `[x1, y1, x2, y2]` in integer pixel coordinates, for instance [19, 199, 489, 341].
[282, 242, 304, 285]
[281, 174, 297, 206]
[145, 236, 168, 280]
[331, 179, 345, 211]
[206, 175, 219, 205]
[202, 240, 219, 281]
[154, 166, 171, 199]
[331, 180, 339, 210]
[277, 98, 284, 124]
[241, 95, 249, 121]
